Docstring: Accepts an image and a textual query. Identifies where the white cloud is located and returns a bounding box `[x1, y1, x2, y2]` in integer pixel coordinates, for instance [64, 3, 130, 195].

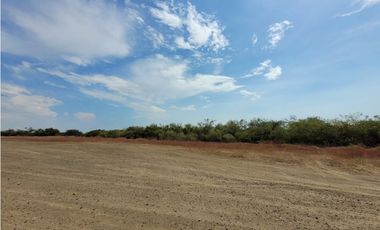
[266, 20, 293, 49]
[243, 59, 282, 80]
[74, 112, 96, 121]
[337, 0, 380, 17]
[63, 56, 90, 66]
[3, 61, 33, 80]
[37, 55, 241, 114]
[150, 2, 229, 51]
[208, 57, 225, 65]
[2, 0, 138, 64]
[190, 51, 231, 68]
[240, 90, 261, 101]
[10, 94, 60, 117]
[1, 83, 30, 95]
[21, 61, 31, 68]
[171, 105, 196, 111]
[200, 95, 211, 103]
[175, 36, 194, 49]
[1, 83, 61, 118]
[43, 81, 66, 89]
[128, 55, 240, 101]
[252, 60, 272, 76]
[252, 33, 258, 46]
[150, 2, 183, 28]
[78, 88, 167, 115]
[185, 3, 229, 51]
[79, 88, 126, 104]
[264, 66, 282, 80]
[37, 68, 165, 114]
[181, 105, 196, 111]
[37, 68, 142, 101]
[145, 26, 165, 49]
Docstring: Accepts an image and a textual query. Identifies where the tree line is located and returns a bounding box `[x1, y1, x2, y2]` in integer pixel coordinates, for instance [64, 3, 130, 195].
[2, 114, 379, 147]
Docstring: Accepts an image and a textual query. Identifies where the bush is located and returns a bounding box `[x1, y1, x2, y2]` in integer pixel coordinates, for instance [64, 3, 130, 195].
[64, 129, 83, 136]
[85, 129, 104, 137]
[222, 133, 236, 142]
[2, 115, 379, 147]
[124, 127, 145, 139]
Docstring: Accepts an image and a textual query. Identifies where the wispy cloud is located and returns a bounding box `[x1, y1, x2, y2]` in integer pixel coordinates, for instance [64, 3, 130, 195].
[243, 60, 282, 80]
[150, 2, 183, 28]
[145, 26, 165, 49]
[2, 0, 139, 64]
[239, 90, 261, 101]
[200, 96, 211, 103]
[150, 2, 229, 51]
[74, 112, 96, 121]
[3, 61, 33, 80]
[175, 36, 194, 49]
[62, 56, 90, 66]
[264, 66, 282, 80]
[43, 81, 66, 89]
[122, 55, 241, 101]
[252, 33, 258, 46]
[185, 3, 229, 51]
[1, 83, 61, 118]
[37, 55, 241, 114]
[337, 0, 380, 17]
[171, 105, 197, 111]
[266, 20, 293, 49]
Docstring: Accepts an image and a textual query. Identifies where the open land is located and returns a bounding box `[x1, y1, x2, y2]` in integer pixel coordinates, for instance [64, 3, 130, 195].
[2, 137, 380, 229]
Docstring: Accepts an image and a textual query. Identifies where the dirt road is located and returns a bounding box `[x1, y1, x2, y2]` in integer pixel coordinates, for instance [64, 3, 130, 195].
[2, 138, 380, 229]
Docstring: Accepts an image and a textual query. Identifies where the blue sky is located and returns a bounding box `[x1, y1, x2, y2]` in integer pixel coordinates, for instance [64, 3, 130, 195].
[1, 0, 380, 131]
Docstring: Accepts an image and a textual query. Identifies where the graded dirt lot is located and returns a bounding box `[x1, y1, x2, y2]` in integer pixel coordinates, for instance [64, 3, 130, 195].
[2, 137, 380, 229]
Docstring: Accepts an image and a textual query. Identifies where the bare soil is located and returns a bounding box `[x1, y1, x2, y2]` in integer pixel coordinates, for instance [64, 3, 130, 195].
[2, 137, 380, 229]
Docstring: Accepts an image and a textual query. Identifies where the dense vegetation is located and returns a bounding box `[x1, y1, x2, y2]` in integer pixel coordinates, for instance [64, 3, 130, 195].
[2, 115, 379, 147]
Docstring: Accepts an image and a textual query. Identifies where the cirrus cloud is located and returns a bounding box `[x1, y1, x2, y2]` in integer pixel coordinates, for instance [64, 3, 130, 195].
[2, 0, 139, 65]
[252, 33, 258, 46]
[150, 1, 229, 51]
[337, 0, 380, 17]
[243, 59, 282, 80]
[74, 112, 96, 121]
[150, 1, 183, 28]
[37, 55, 241, 114]
[240, 90, 261, 101]
[266, 20, 293, 49]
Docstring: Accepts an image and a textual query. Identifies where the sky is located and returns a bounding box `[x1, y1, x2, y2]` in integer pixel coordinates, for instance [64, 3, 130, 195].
[1, 0, 380, 131]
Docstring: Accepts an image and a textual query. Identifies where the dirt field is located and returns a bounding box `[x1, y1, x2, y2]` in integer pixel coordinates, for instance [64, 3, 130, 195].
[2, 137, 380, 229]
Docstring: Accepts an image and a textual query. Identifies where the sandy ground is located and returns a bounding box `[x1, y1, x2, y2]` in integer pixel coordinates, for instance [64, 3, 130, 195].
[2, 138, 380, 229]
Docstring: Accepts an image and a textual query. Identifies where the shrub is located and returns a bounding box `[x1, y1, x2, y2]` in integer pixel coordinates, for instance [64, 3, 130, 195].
[64, 129, 83, 136]
[222, 133, 236, 142]
[2, 115, 379, 147]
